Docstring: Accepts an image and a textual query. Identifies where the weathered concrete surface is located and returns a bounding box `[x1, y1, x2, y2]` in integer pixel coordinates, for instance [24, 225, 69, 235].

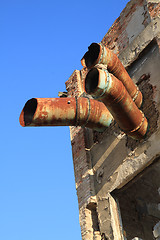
[90, 36, 160, 239]
[120, 17, 160, 67]
[126, 5, 150, 43]
[114, 157, 160, 239]
[66, 1, 160, 239]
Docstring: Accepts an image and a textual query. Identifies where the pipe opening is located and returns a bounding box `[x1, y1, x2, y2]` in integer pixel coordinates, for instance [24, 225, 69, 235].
[21, 98, 37, 126]
[85, 68, 99, 94]
[82, 43, 100, 68]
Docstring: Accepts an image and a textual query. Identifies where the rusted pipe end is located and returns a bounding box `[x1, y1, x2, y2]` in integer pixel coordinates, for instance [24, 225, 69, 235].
[19, 97, 113, 130]
[85, 68, 99, 94]
[134, 90, 143, 108]
[19, 98, 37, 126]
[85, 68, 148, 140]
[82, 43, 143, 108]
[85, 68, 110, 99]
[81, 43, 102, 68]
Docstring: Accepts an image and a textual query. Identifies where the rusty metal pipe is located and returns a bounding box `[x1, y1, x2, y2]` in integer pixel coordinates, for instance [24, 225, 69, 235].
[81, 43, 142, 108]
[19, 97, 113, 132]
[85, 68, 148, 139]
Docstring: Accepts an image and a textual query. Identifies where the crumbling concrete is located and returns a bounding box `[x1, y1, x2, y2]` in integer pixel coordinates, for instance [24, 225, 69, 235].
[65, 0, 160, 239]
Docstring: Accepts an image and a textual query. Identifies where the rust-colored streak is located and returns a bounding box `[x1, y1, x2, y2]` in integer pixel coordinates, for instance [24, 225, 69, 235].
[19, 97, 113, 131]
[19, 98, 76, 127]
[85, 68, 148, 140]
[81, 43, 142, 108]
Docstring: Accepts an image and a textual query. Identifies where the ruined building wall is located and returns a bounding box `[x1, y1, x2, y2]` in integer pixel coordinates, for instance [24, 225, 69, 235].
[65, 0, 160, 239]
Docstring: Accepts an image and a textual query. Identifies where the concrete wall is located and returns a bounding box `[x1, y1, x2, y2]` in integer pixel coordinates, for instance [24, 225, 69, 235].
[65, 0, 160, 239]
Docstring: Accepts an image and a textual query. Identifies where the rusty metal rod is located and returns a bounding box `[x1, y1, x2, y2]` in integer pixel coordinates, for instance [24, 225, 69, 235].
[19, 97, 113, 132]
[85, 68, 148, 139]
[81, 42, 142, 108]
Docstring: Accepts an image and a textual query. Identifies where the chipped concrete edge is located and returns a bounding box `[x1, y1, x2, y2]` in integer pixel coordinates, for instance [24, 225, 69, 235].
[119, 17, 160, 67]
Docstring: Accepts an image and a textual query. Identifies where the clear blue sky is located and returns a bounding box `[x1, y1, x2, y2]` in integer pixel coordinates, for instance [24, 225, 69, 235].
[0, 1, 129, 239]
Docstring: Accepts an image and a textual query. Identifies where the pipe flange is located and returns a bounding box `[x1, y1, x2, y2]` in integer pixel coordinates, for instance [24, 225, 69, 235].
[82, 97, 91, 128]
[126, 110, 145, 134]
[132, 86, 140, 102]
[97, 69, 111, 98]
[75, 97, 91, 128]
[75, 96, 79, 127]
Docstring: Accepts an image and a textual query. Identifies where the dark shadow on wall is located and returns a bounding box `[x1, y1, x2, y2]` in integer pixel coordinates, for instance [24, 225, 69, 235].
[85, 40, 160, 197]
[112, 156, 160, 240]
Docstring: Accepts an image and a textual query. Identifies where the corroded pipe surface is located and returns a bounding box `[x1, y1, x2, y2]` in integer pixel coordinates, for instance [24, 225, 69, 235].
[85, 68, 148, 140]
[81, 42, 142, 108]
[19, 97, 113, 132]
